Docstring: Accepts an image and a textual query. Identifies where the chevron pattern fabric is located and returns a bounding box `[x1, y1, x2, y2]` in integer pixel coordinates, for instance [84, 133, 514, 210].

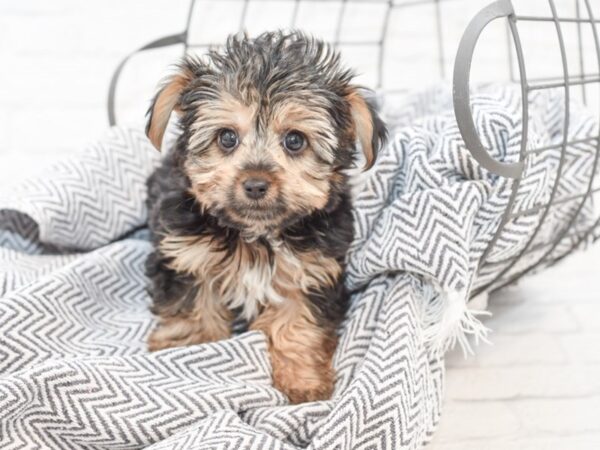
[0, 86, 597, 449]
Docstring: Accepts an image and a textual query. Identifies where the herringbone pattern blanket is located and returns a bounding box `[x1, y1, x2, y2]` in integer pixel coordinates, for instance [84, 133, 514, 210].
[0, 85, 596, 449]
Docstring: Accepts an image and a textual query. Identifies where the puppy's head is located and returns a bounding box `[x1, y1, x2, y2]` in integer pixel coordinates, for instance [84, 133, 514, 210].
[146, 31, 386, 237]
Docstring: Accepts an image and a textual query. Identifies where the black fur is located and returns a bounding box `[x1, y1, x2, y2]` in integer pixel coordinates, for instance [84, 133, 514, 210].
[146, 31, 386, 333]
[145, 148, 353, 328]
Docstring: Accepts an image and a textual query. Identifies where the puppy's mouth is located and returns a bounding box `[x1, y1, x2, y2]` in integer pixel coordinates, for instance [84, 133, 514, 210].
[193, 180, 311, 235]
[228, 199, 288, 222]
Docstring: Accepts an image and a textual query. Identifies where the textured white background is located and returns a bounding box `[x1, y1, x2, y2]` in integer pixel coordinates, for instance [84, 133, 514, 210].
[1, 0, 599, 448]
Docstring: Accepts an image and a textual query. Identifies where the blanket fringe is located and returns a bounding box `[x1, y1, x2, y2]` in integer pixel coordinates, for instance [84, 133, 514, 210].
[423, 287, 491, 357]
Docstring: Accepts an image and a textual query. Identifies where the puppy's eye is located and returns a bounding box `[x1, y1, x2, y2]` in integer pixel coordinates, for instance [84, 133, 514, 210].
[217, 128, 239, 152]
[283, 131, 306, 154]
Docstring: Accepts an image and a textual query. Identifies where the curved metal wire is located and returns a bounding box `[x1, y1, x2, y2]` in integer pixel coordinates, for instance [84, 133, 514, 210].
[107, 33, 187, 126]
[470, 1, 530, 295]
[333, 0, 348, 47]
[546, 0, 600, 263]
[481, 0, 573, 292]
[453, 0, 525, 179]
[377, 1, 394, 89]
[106, 0, 600, 295]
[502, 31, 600, 290]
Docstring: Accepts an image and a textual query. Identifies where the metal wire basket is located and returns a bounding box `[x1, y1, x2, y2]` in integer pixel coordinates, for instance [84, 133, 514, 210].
[108, 0, 600, 296]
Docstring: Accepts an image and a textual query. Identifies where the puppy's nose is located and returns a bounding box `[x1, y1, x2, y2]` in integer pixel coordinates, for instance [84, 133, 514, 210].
[243, 178, 270, 199]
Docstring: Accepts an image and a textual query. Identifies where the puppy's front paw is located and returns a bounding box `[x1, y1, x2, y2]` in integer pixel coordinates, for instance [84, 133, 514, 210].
[268, 345, 336, 403]
[251, 304, 338, 404]
[147, 327, 190, 352]
[147, 316, 231, 351]
[273, 365, 335, 404]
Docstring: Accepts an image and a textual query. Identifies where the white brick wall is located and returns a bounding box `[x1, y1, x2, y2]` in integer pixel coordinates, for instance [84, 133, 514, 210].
[0, 0, 189, 183]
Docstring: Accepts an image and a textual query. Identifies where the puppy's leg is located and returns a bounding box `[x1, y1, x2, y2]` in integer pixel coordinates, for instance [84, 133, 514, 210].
[146, 251, 232, 351]
[148, 294, 232, 351]
[251, 296, 337, 404]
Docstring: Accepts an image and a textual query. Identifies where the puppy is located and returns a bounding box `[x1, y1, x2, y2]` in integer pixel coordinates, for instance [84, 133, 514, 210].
[144, 31, 386, 404]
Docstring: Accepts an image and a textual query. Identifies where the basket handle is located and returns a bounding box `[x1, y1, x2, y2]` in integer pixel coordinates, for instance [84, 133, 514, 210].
[453, 0, 524, 179]
[107, 32, 187, 127]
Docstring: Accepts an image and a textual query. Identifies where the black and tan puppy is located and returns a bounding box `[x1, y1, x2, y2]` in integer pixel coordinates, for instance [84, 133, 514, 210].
[145, 31, 386, 403]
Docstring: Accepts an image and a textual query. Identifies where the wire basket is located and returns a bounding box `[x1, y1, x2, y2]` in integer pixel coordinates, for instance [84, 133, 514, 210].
[108, 0, 600, 296]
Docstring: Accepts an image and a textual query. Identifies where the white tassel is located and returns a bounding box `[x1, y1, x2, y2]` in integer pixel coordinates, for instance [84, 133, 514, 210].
[422, 286, 491, 357]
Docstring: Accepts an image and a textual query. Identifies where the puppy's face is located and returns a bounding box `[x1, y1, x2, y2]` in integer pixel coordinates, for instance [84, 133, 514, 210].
[146, 32, 386, 236]
[183, 93, 341, 233]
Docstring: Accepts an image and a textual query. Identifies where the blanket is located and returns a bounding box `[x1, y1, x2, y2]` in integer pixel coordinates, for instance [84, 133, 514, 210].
[0, 85, 597, 449]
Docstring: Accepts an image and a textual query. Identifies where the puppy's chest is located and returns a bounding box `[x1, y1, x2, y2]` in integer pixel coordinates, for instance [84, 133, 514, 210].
[159, 234, 341, 320]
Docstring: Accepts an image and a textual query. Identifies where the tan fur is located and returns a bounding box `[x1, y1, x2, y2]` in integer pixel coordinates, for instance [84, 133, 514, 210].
[145, 33, 382, 404]
[148, 290, 232, 351]
[147, 69, 193, 150]
[347, 90, 376, 169]
[159, 234, 341, 321]
[154, 232, 342, 402]
[188, 93, 256, 152]
[271, 100, 338, 163]
[250, 295, 337, 403]
[183, 96, 335, 238]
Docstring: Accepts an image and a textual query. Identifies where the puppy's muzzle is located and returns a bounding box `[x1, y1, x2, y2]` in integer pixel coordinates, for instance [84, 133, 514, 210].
[243, 177, 270, 200]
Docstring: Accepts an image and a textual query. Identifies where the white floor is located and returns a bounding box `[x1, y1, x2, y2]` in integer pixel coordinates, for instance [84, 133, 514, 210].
[427, 245, 600, 449]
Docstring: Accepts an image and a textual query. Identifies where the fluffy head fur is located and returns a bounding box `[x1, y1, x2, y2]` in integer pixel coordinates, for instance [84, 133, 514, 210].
[146, 31, 386, 239]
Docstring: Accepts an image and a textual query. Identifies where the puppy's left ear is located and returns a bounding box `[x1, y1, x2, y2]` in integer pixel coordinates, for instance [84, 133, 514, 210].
[146, 64, 195, 151]
[347, 89, 387, 170]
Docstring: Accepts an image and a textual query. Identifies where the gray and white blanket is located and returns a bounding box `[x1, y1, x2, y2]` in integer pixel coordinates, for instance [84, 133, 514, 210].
[0, 85, 597, 449]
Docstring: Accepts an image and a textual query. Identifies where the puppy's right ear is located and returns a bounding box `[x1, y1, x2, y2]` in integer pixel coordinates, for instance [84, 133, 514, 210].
[346, 88, 387, 170]
[146, 64, 194, 151]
